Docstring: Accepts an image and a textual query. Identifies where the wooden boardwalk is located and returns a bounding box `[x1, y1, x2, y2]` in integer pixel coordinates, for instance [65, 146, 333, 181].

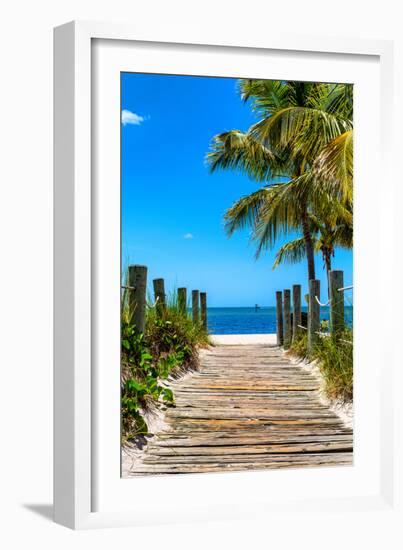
[133, 343, 353, 475]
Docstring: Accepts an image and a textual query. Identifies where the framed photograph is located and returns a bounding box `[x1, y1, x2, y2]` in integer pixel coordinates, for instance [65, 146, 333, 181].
[54, 21, 398, 530]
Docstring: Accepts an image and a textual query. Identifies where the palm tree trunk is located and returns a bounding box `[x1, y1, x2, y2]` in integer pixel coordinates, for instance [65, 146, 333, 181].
[301, 206, 315, 282]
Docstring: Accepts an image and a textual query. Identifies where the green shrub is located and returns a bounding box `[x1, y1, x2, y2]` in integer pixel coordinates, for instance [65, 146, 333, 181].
[312, 330, 353, 402]
[121, 291, 209, 440]
[288, 331, 308, 357]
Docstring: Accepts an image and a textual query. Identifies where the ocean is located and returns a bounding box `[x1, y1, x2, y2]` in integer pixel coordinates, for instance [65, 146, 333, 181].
[206, 306, 353, 335]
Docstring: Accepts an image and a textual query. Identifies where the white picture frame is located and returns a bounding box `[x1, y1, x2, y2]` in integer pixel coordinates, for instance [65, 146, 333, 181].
[54, 20, 400, 532]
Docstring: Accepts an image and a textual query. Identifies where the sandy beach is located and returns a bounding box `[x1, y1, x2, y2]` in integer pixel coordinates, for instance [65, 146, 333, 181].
[210, 333, 277, 345]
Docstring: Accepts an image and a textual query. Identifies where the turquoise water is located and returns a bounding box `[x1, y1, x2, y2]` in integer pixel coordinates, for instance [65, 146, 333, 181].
[207, 306, 353, 335]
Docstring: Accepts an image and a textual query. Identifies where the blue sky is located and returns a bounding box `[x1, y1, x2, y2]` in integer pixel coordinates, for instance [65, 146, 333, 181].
[121, 73, 353, 307]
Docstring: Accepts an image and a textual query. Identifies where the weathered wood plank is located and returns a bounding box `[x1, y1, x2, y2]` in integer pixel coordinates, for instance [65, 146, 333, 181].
[147, 441, 352, 456]
[131, 453, 353, 474]
[152, 434, 353, 446]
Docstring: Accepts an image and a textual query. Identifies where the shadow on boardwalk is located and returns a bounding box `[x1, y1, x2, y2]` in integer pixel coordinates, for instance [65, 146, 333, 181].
[124, 343, 353, 476]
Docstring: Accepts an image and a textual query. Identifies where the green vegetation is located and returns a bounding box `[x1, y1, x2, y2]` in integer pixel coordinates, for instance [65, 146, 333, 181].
[121, 290, 209, 441]
[206, 80, 353, 289]
[289, 328, 353, 402]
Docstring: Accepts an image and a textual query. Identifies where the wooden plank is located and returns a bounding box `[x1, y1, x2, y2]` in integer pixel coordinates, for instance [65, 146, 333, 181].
[131, 453, 353, 474]
[152, 434, 353, 447]
[147, 441, 352, 456]
[167, 418, 348, 428]
[164, 430, 350, 440]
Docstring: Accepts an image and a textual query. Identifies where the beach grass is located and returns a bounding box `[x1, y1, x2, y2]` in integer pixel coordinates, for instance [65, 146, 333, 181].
[289, 329, 353, 402]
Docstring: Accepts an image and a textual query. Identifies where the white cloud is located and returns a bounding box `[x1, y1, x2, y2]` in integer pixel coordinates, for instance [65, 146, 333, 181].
[121, 109, 147, 126]
[183, 233, 194, 240]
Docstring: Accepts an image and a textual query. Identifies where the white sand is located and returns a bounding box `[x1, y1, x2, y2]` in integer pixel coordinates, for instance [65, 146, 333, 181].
[122, 406, 171, 477]
[287, 353, 353, 429]
[210, 333, 277, 345]
[122, 363, 203, 477]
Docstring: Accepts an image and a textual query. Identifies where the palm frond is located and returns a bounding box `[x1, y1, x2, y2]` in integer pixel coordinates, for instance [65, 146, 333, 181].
[272, 236, 311, 269]
[224, 187, 270, 236]
[332, 223, 353, 249]
[252, 181, 305, 256]
[312, 130, 353, 203]
[238, 79, 295, 115]
[306, 83, 353, 119]
[206, 130, 286, 181]
[251, 106, 352, 164]
[206, 79, 354, 279]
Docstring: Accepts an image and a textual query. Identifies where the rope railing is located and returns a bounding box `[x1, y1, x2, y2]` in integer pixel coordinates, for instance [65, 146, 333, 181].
[298, 324, 332, 338]
[315, 284, 353, 307]
[121, 284, 136, 291]
[146, 295, 160, 309]
[315, 296, 329, 307]
[276, 270, 352, 352]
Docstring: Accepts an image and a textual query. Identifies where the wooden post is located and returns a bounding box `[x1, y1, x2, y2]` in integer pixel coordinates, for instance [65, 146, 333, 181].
[153, 278, 166, 316]
[329, 270, 345, 335]
[128, 265, 147, 333]
[308, 279, 320, 353]
[200, 292, 207, 329]
[275, 291, 283, 346]
[178, 287, 187, 315]
[283, 289, 292, 349]
[192, 290, 199, 324]
[292, 284, 302, 341]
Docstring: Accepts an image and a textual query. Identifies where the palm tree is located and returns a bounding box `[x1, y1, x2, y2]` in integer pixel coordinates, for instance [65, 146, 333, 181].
[208, 130, 318, 280]
[244, 79, 353, 174]
[312, 130, 353, 203]
[206, 80, 353, 284]
[273, 207, 353, 297]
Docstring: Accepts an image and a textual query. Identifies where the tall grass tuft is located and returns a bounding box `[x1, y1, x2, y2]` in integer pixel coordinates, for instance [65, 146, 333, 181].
[313, 330, 353, 401]
[289, 329, 353, 402]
